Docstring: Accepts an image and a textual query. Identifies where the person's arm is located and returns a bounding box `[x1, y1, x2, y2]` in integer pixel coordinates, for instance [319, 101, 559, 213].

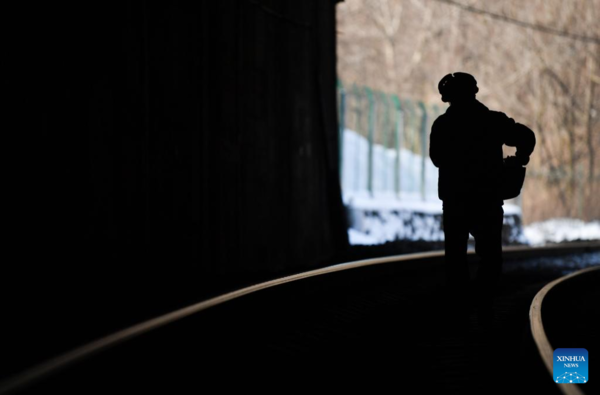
[429, 117, 445, 168]
[500, 113, 536, 165]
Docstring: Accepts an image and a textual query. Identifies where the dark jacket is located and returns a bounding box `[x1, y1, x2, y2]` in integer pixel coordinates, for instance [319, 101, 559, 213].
[429, 100, 535, 203]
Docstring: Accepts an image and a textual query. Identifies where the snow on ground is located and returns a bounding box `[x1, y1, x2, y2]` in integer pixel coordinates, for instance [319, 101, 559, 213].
[523, 218, 600, 246]
[345, 193, 522, 217]
[345, 194, 444, 245]
[344, 193, 443, 214]
[350, 215, 600, 246]
[348, 228, 380, 245]
[345, 193, 524, 246]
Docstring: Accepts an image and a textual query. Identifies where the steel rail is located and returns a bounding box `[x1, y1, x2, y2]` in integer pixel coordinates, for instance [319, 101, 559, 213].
[529, 264, 599, 395]
[1, 241, 599, 394]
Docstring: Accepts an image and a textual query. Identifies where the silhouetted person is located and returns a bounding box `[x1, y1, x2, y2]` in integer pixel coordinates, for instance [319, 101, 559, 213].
[430, 72, 535, 312]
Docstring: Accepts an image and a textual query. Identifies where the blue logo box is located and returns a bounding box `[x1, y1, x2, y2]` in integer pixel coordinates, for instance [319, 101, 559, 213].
[553, 348, 588, 384]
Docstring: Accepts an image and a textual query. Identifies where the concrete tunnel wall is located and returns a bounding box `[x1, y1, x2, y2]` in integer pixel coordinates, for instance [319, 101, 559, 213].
[4, 0, 349, 319]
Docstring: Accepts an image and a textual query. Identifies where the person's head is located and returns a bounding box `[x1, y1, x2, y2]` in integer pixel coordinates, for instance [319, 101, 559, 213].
[438, 72, 478, 104]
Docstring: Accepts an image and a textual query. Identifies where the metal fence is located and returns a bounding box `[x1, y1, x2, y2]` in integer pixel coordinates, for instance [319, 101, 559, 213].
[337, 80, 446, 201]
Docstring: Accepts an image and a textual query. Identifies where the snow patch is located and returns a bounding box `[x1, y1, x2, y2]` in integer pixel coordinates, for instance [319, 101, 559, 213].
[348, 228, 379, 245]
[523, 218, 600, 246]
[345, 195, 525, 246]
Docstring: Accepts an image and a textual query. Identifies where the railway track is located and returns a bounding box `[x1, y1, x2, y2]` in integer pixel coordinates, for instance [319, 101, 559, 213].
[1, 242, 599, 394]
[531, 265, 599, 395]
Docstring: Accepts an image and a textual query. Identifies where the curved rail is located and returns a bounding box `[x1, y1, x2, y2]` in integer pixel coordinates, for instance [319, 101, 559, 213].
[529, 265, 600, 395]
[1, 242, 599, 394]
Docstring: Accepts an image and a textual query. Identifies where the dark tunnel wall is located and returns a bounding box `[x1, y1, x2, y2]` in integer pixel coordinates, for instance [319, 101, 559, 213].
[5, 1, 347, 327]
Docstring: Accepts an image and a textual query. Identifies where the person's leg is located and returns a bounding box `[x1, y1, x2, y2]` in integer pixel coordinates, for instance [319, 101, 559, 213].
[470, 204, 504, 299]
[442, 204, 470, 296]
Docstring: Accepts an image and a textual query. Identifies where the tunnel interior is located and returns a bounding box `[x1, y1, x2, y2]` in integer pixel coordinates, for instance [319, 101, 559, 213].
[3, 1, 599, 392]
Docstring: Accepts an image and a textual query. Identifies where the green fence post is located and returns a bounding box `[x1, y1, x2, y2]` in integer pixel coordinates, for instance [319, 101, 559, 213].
[418, 102, 428, 201]
[366, 87, 374, 196]
[352, 84, 361, 191]
[380, 91, 390, 193]
[401, 99, 415, 196]
[381, 92, 390, 149]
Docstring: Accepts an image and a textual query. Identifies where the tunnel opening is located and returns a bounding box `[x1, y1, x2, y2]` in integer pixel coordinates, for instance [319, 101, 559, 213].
[334, 0, 600, 248]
